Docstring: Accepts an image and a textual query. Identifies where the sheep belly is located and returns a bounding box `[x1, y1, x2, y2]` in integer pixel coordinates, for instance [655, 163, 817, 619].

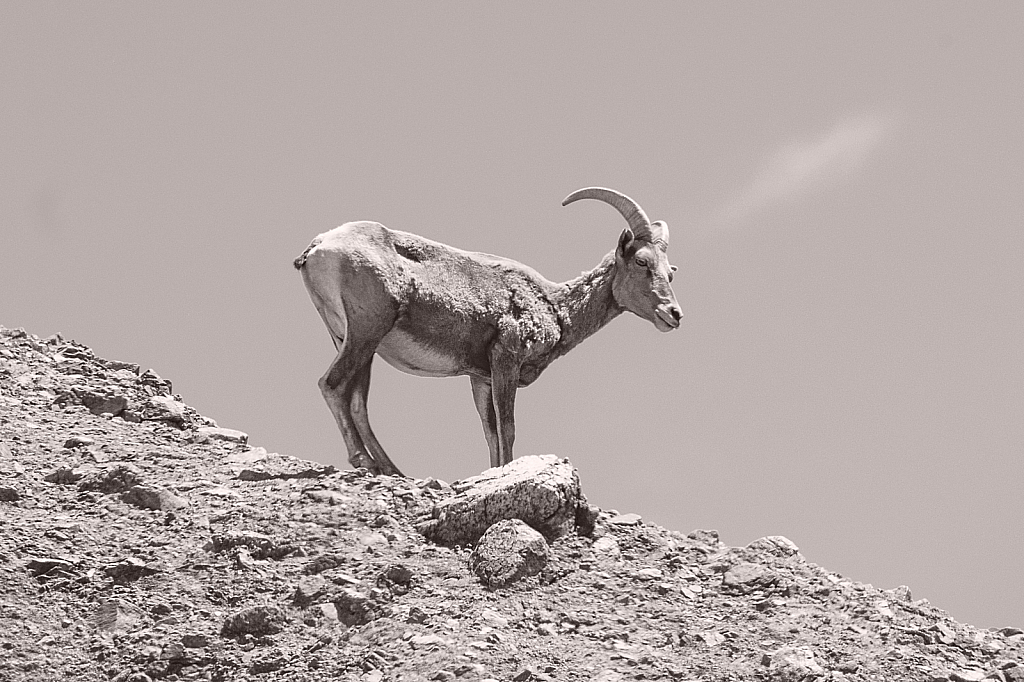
[375, 328, 463, 378]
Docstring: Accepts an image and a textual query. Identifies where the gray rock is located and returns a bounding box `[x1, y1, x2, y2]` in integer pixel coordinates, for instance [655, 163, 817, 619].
[77, 464, 144, 494]
[44, 465, 84, 485]
[0, 486, 20, 501]
[235, 453, 336, 480]
[120, 484, 188, 511]
[332, 587, 386, 626]
[63, 436, 96, 449]
[608, 512, 642, 526]
[78, 390, 128, 417]
[746, 535, 800, 557]
[769, 646, 825, 681]
[103, 557, 160, 584]
[195, 426, 248, 444]
[211, 531, 292, 559]
[142, 396, 187, 425]
[94, 599, 144, 634]
[722, 562, 780, 594]
[469, 519, 549, 589]
[416, 455, 587, 546]
[221, 605, 287, 637]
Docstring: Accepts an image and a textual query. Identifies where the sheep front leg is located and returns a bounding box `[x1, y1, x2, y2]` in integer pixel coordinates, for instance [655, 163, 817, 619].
[489, 354, 519, 467]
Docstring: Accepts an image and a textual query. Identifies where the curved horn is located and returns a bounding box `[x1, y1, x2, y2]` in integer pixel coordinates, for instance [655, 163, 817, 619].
[562, 187, 653, 241]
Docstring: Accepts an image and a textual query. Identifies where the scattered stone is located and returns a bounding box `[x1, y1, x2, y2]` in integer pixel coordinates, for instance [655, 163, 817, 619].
[608, 512, 642, 526]
[590, 672, 625, 682]
[195, 426, 248, 444]
[44, 465, 85, 485]
[120, 484, 189, 511]
[722, 562, 781, 594]
[293, 575, 328, 606]
[469, 519, 550, 589]
[949, 671, 987, 682]
[181, 633, 210, 648]
[63, 435, 96, 449]
[591, 535, 621, 560]
[378, 563, 415, 594]
[94, 599, 144, 634]
[769, 646, 825, 681]
[211, 531, 294, 560]
[77, 463, 144, 494]
[332, 587, 386, 626]
[745, 535, 800, 557]
[78, 390, 128, 417]
[0, 485, 20, 501]
[235, 453, 336, 480]
[142, 395, 187, 425]
[103, 557, 161, 584]
[221, 605, 287, 637]
[25, 556, 77, 578]
[416, 455, 587, 546]
[687, 529, 723, 548]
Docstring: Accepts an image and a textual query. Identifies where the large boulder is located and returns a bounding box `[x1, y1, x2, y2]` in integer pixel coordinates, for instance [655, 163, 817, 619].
[469, 519, 549, 589]
[415, 455, 594, 546]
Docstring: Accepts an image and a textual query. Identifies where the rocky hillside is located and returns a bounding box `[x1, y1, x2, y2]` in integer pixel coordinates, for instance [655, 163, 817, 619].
[0, 324, 1021, 682]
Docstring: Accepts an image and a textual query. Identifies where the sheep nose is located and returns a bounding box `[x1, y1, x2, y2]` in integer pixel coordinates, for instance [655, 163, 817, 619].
[668, 305, 683, 322]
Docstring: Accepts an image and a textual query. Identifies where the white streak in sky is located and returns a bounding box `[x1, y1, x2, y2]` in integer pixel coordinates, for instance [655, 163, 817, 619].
[717, 115, 889, 225]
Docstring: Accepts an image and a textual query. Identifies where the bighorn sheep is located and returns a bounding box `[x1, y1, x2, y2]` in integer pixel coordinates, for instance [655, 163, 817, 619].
[295, 188, 682, 476]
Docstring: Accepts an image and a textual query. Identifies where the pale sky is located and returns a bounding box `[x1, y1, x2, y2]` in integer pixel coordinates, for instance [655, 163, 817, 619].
[2, 2, 1022, 628]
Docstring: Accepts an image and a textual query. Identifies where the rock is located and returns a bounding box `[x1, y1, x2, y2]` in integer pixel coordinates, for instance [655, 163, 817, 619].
[591, 535, 621, 560]
[591, 672, 625, 682]
[44, 465, 84, 485]
[722, 562, 780, 594]
[195, 426, 248, 444]
[608, 512, 642, 526]
[78, 390, 128, 417]
[293, 575, 328, 606]
[332, 587, 386, 626]
[1004, 667, 1024, 682]
[0, 485, 20, 501]
[120, 484, 189, 511]
[181, 633, 210, 649]
[103, 557, 160, 584]
[480, 608, 510, 628]
[687, 529, 723, 548]
[416, 455, 587, 546]
[94, 599, 144, 633]
[77, 463, 144, 494]
[25, 556, 77, 578]
[769, 646, 825, 681]
[235, 453, 336, 480]
[142, 396, 187, 425]
[63, 435, 96, 449]
[949, 671, 987, 682]
[378, 563, 415, 594]
[469, 519, 549, 588]
[746, 535, 800, 557]
[221, 605, 287, 637]
[211, 531, 294, 559]
[884, 585, 913, 602]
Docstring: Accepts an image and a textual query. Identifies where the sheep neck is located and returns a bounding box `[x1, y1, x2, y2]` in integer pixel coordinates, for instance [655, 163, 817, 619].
[552, 252, 623, 357]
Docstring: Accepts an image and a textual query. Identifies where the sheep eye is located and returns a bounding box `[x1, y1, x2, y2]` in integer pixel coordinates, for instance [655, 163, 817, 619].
[634, 257, 648, 267]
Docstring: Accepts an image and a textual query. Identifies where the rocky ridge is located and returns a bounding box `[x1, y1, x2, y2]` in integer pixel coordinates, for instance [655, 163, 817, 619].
[0, 324, 1022, 682]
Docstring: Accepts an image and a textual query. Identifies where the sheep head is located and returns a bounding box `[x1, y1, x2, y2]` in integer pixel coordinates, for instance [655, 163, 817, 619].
[562, 187, 682, 332]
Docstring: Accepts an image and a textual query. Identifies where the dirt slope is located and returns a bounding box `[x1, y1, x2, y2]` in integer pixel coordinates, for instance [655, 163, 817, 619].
[0, 325, 1021, 682]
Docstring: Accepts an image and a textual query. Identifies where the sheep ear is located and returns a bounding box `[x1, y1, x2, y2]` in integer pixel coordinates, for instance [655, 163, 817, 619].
[617, 228, 635, 257]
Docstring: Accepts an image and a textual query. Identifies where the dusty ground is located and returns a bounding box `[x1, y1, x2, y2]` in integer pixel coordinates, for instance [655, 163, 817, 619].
[1, 324, 1022, 682]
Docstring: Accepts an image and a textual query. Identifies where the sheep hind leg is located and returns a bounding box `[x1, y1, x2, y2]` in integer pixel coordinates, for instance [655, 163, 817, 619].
[319, 323, 394, 474]
[349, 358, 404, 477]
